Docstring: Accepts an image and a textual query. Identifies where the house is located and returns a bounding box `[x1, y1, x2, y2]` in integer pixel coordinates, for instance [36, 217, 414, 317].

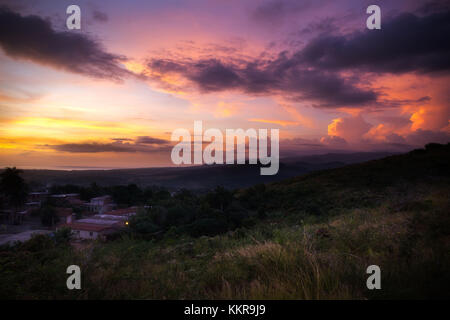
[60, 217, 123, 240]
[28, 191, 49, 201]
[103, 207, 137, 218]
[16, 209, 28, 224]
[58, 208, 133, 239]
[61, 221, 119, 240]
[101, 207, 137, 226]
[0, 209, 29, 224]
[50, 193, 79, 199]
[92, 214, 130, 226]
[27, 191, 49, 206]
[55, 203, 138, 241]
[50, 193, 81, 207]
[85, 195, 116, 214]
[55, 207, 74, 224]
[66, 197, 86, 207]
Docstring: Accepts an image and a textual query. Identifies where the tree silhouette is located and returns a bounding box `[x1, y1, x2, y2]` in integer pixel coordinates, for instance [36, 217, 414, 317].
[0, 167, 28, 224]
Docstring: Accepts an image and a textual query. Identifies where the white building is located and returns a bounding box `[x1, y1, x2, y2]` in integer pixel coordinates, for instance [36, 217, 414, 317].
[85, 195, 116, 214]
[62, 218, 121, 240]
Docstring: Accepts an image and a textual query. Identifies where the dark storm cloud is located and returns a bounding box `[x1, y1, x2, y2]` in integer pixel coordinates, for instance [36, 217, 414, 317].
[49, 142, 133, 153]
[148, 7, 450, 108]
[135, 136, 171, 145]
[0, 7, 131, 80]
[44, 136, 172, 153]
[299, 17, 337, 36]
[298, 10, 450, 73]
[45, 141, 172, 153]
[92, 10, 108, 23]
[189, 60, 242, 92]
[417, 0, 450, 14]
[148, 57, 377, 107]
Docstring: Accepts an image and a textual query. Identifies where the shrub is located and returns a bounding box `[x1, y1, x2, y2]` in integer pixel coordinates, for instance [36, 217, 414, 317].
[186, 218, 228, 237]
[54, 227, 72, 245]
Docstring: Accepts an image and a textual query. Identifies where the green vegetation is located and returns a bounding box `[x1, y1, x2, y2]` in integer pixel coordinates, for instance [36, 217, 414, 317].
[38, 205, 60, 227]
[0, 167, 28, 224]
[0, 143, 449, 299]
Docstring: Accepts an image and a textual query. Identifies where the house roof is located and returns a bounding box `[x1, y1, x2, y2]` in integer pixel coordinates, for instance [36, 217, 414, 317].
[50, 193, 79, 198]
[76, 218, 119, 225]
[90, 195, 111, 201]
[93, 214, 127, 221]
[103, 207, 137, 216]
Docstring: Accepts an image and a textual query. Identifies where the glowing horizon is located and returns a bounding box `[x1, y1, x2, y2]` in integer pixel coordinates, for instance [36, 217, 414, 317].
[0, 1, 449, 169]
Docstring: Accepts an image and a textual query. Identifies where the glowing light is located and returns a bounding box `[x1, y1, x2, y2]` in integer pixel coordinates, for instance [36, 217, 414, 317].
[327, 118, 342, 136]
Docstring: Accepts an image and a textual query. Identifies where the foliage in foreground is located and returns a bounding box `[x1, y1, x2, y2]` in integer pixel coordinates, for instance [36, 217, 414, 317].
[0, 143, 449, 299]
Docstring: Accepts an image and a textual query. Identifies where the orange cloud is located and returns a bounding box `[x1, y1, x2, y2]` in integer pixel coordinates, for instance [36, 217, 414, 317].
[327, 118, 342, 137]
[363, 124, 407, 144]
[278, 103, 315, 128]
[215, 101, 239, 118]
[249, 118, 299, 127]
[409, 105, 450, 132]
[327, 115, 372, 143]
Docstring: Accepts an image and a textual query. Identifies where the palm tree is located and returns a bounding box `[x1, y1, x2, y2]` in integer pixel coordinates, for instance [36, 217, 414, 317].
[0, 167, 28, 224]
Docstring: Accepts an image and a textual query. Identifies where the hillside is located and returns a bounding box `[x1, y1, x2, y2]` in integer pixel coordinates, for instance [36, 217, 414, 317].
[0, 144, 449, 299]
[246, 144, 449, 217]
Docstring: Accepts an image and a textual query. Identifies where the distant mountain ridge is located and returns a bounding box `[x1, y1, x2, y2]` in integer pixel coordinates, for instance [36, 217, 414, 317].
[17, 151, 396, 190]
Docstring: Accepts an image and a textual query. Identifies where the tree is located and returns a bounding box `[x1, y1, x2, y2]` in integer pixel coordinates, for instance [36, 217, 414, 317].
[129, 208, 161, 234]
[0, 167, 28, 224]
[205, 186, 233, 211]
[53, 227, 72, 244]
[39, 205, 59, 227]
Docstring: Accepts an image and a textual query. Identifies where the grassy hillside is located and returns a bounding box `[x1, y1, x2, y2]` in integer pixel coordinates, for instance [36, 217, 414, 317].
[0, 144, 449, 299]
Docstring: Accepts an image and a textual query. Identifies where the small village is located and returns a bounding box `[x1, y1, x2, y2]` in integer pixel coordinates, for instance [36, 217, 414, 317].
[0, 191, 139, 245]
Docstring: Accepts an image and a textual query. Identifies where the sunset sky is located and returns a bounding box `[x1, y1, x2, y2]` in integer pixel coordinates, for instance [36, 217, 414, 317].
[0, 0, 449, 169]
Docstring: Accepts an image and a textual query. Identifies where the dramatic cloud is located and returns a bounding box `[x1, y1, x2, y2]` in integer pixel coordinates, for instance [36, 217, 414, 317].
[299, 17, 338, 36]
[327, 115, 372, 143]
[111, 138, 134, 142]
[135, 136, 171, 145]
[49, 142, 134, 153]
[324, 113, 450, 148]
[147, 7, 450, 109]
[320, 135, 348, 147]
[299, 10, 450, 74]
[148, 57, 377, 107]
[44, 137, 172, 153]
[417, 0, 450, 15]
[0, 7, 131, 80]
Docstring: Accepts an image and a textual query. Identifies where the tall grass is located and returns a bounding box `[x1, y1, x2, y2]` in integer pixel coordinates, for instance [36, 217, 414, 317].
[1, 164, 449, 299]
